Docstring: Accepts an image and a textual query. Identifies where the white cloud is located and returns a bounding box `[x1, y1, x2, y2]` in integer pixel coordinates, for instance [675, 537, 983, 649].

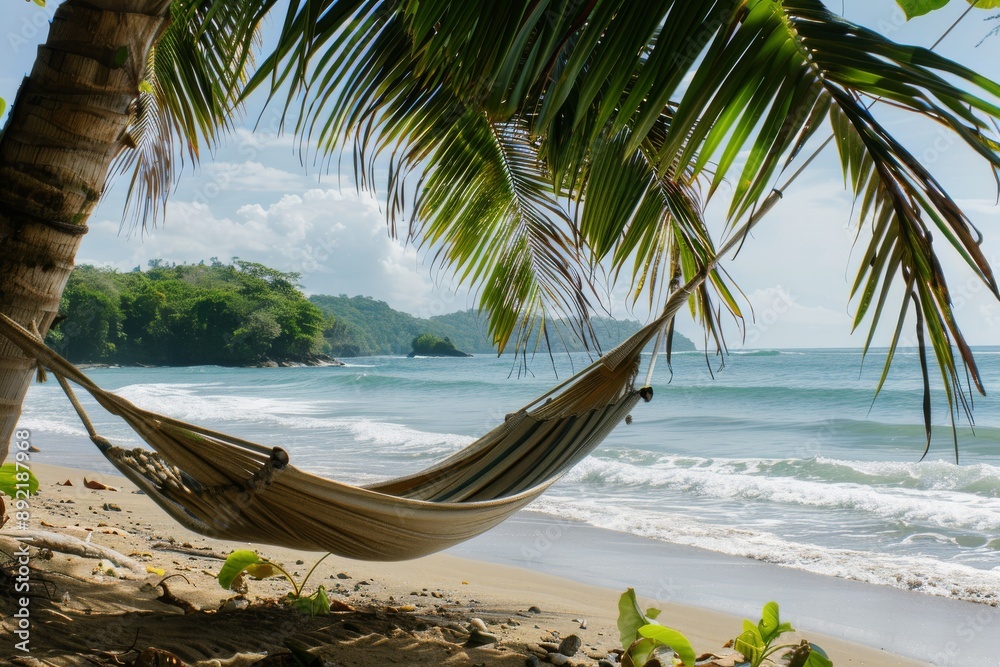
[201, 161, 310, 192]
[77, 187, 449, 314]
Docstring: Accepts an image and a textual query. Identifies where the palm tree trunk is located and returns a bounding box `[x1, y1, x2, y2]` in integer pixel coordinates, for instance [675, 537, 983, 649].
[0, 0, 172, 462]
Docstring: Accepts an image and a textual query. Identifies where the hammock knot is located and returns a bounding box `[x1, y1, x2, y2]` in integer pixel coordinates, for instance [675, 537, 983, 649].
[270, 447, 289, 470]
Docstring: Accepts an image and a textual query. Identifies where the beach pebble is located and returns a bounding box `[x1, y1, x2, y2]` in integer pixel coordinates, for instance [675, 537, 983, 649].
[558, 635, 583, 657]
[431, 590, 443, 598]
[547, 653, 572, 666]
[469, 617, 489, 632]
[102, 503, 122, 512]
[525, 657, 543, 667]
[465, 629, 498, 648]
[528, 605, 542, 614]
[337, 572, 350, 579]
[597, 660, 616, 667]
[579, 619, 587, 630]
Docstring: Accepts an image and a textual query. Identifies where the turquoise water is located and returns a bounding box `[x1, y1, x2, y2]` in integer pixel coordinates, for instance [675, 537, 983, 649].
[17, 347, 1000, 604]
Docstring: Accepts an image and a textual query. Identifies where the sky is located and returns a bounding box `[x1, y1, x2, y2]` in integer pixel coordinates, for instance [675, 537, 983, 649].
[1, 1, 999, 348]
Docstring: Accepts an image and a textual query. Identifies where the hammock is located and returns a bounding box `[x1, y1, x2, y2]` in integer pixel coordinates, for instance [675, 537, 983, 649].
[0, 306, 678, 561]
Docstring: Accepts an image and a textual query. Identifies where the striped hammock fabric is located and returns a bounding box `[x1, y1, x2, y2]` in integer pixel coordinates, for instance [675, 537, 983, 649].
[0, 308, 677, 561]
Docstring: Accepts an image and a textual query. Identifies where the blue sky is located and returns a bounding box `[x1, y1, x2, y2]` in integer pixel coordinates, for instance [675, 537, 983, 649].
[1, 1, 999, 348]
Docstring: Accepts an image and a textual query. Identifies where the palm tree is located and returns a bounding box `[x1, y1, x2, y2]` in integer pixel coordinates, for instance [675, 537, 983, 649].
[1, 0, 998, 463]
[0, 0, 260, 459]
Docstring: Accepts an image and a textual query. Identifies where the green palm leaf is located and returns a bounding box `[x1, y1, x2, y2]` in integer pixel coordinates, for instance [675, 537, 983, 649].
[250, 0, 1000, 453]
[113, 0, 264, 227]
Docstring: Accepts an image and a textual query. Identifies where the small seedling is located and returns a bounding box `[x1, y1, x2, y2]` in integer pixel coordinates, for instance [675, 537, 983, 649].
[734, 602, 832, 667]
[217, 550, 333, 616]
[617, 590, 834, 667]
[618, 588, 696, 667]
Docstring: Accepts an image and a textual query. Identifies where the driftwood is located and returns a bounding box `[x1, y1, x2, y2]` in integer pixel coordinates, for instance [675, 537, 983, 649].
[150, 541, 228, 560]
[9, 529, 148, 577]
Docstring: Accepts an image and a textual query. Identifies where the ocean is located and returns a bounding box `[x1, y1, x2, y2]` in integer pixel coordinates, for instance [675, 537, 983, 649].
[16, 347, 1000, 606]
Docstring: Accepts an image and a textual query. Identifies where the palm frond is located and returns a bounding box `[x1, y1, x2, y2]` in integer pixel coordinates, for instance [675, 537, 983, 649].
[250, 0, 1000, 453]
[415, 115, 591, 354]
[250, 0, 597, 354]
[113, 0, 265, 228]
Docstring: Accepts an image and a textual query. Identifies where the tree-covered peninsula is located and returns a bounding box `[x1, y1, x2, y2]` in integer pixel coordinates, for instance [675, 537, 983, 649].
[47, 260, 330, 366]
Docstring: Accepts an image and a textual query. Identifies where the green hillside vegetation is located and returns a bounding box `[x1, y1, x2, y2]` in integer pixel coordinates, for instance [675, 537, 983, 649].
[47, 260, 327, 366]
[309, 294, 695, 357]
[47, 263, 695, 366]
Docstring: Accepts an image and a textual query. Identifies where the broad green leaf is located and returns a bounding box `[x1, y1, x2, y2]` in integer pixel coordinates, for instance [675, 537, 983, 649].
[32, 0, 45, 6]
[0, 97, 6, 118]
[217, 550, 262, 590]
[896, 0, 950, 19]
[897, 0, 999, 19]
[0, 463, 39, 498]
[758, 601, 792, 643]
[645, 607, 662, 620]
[618, 588, 655, 648]
[245, 562, 281, 580]
[759, 601, 780, 639]
[138, 80, 154, 95]
[638, 624, 697, 667]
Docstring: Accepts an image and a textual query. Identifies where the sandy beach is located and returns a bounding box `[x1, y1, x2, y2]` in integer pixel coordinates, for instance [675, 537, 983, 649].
[0, 462, 936, 666]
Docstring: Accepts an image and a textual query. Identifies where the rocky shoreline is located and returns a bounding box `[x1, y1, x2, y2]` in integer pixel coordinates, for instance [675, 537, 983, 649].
[75, 354, 347, 371]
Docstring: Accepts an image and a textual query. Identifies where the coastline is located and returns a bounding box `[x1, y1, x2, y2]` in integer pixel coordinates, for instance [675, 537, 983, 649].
[1, 462, 954, 666]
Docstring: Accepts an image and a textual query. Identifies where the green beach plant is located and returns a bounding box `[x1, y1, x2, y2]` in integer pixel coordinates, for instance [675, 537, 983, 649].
[734, 602, 831, 667]
[217, 549, 333, 616]
[0, 463, 40, 499]
[617, 590, 832, 667]
[0, 463, 39, 530]
[618, 588, 697, 667]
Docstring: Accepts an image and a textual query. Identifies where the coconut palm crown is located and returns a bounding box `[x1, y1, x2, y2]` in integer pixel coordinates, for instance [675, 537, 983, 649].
[246, 0, 1000, 457]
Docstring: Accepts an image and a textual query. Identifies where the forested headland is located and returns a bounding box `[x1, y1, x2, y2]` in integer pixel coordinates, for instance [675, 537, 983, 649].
[48, 262, 694, 365]
[47, 260, 329, 366]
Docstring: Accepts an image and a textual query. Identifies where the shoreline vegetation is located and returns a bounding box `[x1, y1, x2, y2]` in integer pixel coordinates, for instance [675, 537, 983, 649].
[0, 463, 926, 666]
[47, 261, 695, 367]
